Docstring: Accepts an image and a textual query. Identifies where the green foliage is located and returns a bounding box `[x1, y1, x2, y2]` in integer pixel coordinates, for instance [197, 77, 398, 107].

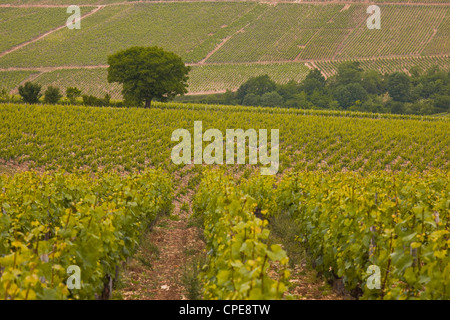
[361, 70, 386, 95]
[193, 170, 290, 299]
[274, 171, 450, 300]
[0, 102, 448, 174]
[236, 75, 277, 104]
[0, 169, 173, 300]
[18, 82, 41, 104]
[107, 46, 191, 108]
[0, 88, 11, 102]
[335, 61, 364, 87]
[242, 93, 260, 106]
[215, 64, 448, 114]
[82, 94, 110, 107]
[43, 86, 62, 105]
[66, 87, 82, 105]
[388, 72, 412, 102]
[333, 83, 368, 109]
[301, 69, 326, 95]
[260, 91, 283, 107]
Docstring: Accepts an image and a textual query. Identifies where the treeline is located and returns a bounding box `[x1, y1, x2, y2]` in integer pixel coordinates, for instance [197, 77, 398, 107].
[0, 83, 122, 107]
[178, 62, 450, 115]
[1, 62, 448, 115]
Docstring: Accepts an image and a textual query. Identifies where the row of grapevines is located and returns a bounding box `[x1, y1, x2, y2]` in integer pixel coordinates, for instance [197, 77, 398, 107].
[192, 169, 290, 299]
[0, 3, 256, 68]
[0, 169, 173, 299]
[274, 170, 449, 299]
[206, 4, 341, 63]
[154, 101, 448, 121]
[0, 103, 448, 175]
[336, 6, 447, 59]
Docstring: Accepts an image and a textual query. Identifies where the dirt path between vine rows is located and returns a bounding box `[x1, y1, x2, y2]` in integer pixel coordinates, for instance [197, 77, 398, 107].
[118, 167, 206, 300]
[114, 165, 347, 300]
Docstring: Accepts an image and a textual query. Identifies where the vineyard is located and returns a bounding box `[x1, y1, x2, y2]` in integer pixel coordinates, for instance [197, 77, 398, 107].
[31, 68, 122, 99]
[1, 0, 450, 302]
[0, 7, 90, 54]
[0, 2, 449, 95]
[192, 168, 450, 299]
[1, 103, 448, 172]
[0, 102, 449, 300]
[0, 70, 39, 92]
[0, 3, 258, 68]
[204, 4, 341, 63]
[0, 169, 173, 299]
[274, 170, 449, 299]
[335, 5, 448, 59]
[187, 62, 311, 93]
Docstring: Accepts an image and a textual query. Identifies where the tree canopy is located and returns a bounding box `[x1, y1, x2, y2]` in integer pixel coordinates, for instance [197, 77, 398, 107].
[387, 72, 411, 102]
[180, 63, 448, 116]
[18, 82, 41, 104]
[236, 75, 276, 104]
[107, 46, 191, 108]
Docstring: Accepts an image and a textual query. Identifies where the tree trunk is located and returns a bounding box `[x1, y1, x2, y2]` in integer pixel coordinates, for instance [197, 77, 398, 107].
[145, 99, 151, 108]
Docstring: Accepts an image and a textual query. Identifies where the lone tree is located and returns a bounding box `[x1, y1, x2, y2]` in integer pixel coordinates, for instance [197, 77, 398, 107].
[107, 46, 191, 108]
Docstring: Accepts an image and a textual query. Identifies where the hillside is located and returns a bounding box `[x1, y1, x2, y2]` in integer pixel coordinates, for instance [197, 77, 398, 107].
[0, 1, 448, 97]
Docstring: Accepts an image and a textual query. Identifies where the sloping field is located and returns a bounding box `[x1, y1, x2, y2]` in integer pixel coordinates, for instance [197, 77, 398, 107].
[30, 68, 122, 99]
[12, 62, 310, 98]
[205, 4, 342, 62]
[0, 2, 448, 95]
[422, 8, 450, 55]
[0, 2, 258, 67]
[188, 62, 311, 92]
[335, 5, 448, 58]
[0, 70, 40, 92]
[0, 7, 92, 53]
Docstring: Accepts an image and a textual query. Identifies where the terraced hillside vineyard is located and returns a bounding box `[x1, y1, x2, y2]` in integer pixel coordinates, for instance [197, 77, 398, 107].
[0, 1, 448, 94]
